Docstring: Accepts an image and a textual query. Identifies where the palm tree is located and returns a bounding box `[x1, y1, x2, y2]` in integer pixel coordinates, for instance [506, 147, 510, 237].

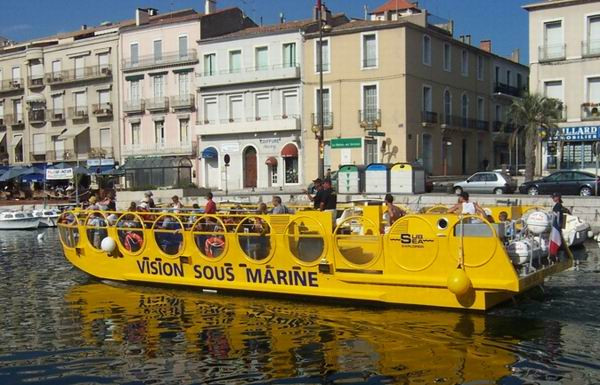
[506, 93, 563, 182]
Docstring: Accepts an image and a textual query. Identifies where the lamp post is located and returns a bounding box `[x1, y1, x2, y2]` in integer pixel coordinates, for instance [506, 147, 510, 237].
[315, 0, 330, 180]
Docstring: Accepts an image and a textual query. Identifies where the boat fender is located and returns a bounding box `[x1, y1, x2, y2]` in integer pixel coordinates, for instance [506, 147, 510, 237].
[447, 269, 471, 296]
[101, 237, 117, 253]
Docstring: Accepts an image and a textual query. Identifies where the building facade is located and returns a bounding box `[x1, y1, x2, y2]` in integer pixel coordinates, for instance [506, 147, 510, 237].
[0, 23, 122, 168]
[302, 9, 528, 180]
[195, 19, 330, 191]
[525, 0, 600, 174]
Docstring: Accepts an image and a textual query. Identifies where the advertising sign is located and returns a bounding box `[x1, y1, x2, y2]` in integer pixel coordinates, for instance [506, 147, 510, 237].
[46, 168, 74, 180]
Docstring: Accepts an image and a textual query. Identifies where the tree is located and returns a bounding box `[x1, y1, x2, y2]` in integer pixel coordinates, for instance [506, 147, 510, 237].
[506, 93, 562, 182]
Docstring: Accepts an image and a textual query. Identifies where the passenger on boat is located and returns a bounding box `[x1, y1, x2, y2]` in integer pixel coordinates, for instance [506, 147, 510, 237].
[157, 217, 183, 255]
[143, 191, 156, 209]
[128, 201, 137, 212]
[271, 196, 293, 214]
[304, 178, 323, 209]
[384, 194, 406, 225]
[204, 192, 217, 214]
[551, 192, 570, 227]
[85, 196, 100, 211]
[100, 192, 116, 211]
[320, 179, 337, 226]
[171, 195, 183, 212]
[87, 213, 107, 249]
[447, 192, 485, 217]
[123, 222, 144, 252]
[257, 202, 268, 215]
[189, 203, 201, 224]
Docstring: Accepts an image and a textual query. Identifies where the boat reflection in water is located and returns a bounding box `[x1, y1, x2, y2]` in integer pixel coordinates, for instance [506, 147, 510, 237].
[65, 283, 560, 384]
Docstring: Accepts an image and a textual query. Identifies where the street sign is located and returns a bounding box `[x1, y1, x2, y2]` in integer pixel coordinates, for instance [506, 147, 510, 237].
[224, 154, 230, 166]
[331, 138, 362, 149]
[368, 131, 385, 137]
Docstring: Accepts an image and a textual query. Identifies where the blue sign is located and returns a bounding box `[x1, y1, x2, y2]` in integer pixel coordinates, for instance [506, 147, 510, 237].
[558, 125, 599, 141]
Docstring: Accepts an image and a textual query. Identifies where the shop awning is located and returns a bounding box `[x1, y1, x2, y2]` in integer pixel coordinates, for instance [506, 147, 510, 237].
[21, 173, 44, 182]
[265, 156, 278, 166]
[0, 166, 31, 182]
[201, 147, 218, 159]
[25, 93, 46, 104]
[281, 143, 298, 158]
[89, 165, 115, 174]
[58, 126, 89, 140]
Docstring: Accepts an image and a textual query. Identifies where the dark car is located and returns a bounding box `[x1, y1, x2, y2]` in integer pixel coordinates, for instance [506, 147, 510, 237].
[519, 171, 600, 196]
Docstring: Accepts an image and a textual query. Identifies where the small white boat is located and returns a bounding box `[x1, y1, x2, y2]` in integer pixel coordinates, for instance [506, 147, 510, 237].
[0, 211, 41, 230]
[563, 213, 591, 247]
[32, 209, 61, 228]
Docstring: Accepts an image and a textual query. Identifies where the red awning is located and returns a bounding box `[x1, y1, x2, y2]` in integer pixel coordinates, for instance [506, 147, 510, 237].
[281, 143, 298, 158]
[265, 156, 278, 166]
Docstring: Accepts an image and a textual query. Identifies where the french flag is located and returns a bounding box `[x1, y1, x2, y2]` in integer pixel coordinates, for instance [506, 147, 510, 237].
[549, 213, 562, 256]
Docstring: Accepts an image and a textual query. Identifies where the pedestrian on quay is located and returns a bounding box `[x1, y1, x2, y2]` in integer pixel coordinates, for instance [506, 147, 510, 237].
[271, 196, 293, 214]
[384, 194, 406, 225]
[204, 192, 217, 214]
[304, 178, 324, 209]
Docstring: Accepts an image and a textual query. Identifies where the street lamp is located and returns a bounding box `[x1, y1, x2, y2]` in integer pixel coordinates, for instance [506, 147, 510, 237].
[314, 0, 331, 180]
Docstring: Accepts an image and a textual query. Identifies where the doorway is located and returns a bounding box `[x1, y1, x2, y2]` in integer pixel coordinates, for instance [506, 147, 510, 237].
[243, 146, 257, 188]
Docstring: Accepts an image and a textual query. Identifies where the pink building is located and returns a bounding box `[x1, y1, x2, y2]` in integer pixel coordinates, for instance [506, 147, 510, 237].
[119, 5, 253, 189]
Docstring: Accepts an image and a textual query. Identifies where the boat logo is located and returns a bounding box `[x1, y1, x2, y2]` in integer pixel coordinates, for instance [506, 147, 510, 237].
[391, 234, 434, 248]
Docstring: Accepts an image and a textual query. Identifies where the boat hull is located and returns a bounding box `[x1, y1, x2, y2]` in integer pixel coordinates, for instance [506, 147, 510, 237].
[0, 218, 40, 230]
[38, 217, 58, 228]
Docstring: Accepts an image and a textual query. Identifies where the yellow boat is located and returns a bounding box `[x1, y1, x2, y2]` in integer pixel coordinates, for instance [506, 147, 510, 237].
[57, 204, 572, 311]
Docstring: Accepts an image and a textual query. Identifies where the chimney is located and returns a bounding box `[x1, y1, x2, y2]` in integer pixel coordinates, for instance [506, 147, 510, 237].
[147, 8, 158, 16]
[479, 39, 492, 52]
[80, 24, 87, 30]
[279, 12, 285, 24]
[511, 48, 520, 63]
[465, 34, 471, 45]
[136, 8, 150, 26]
[205, 0, 216, 15]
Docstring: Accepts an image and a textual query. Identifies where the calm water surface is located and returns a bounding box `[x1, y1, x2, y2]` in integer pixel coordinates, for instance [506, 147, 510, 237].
[1, 230, 599, 385]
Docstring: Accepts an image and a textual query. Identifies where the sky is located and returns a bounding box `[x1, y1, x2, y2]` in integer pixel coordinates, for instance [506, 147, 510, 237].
[0, 0, 533, 64]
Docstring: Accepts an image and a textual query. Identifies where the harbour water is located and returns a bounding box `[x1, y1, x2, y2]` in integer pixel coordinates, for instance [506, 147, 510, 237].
[1, 230, 599, 385]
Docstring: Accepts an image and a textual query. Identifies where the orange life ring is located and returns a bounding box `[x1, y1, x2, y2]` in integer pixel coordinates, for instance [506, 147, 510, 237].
[204, 236, 225, 258]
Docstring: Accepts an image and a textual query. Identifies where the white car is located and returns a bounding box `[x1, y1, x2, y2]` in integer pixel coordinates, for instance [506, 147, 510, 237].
[452, 172, 517, 195]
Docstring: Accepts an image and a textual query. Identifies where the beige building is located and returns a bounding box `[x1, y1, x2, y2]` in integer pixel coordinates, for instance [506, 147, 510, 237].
[303, 6, 528, 180]
[524, 0, 600, 173]
[0, 22, 125, 168]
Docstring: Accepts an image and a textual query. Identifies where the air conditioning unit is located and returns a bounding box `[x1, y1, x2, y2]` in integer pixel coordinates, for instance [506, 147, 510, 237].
[101, 67, 112, 75]
[10, 80, 21, 88]
[54, 113, 64, 120]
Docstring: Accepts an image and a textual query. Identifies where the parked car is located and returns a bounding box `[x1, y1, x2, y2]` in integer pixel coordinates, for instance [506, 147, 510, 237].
[493, 164, 526, 176]
[452, 172, 516, 195]
[518, 171, 600, 196]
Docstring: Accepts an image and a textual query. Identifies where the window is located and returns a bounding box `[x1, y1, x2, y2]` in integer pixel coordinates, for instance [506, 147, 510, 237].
[477, 97, 484, 121]
[130, 43, 139, 65]
[153, 40, 162, 62]
[461, 50, 468, 76]
[544, 80, 563, 102]
[285, 150, 299, 184]
[443, 90, 452, 125]
[179, 119, 189, 143]
[362, 33, 377, 68]
[495, 66, 500, 83]
[131, 122, 140, 145]
[54, 138, 65, 161]
[51, 60, 61, 79]
[154, 120, 165, 144]
[52, 94, 63, 113]
[422, 35, 431, 65]
[129, 80, 140, 101]
[365, 140, 378, 165]
[13, 134, 23, 162]
[204, 54, 216, 76]
[506, 70, 511, 86]
[178, 72, 189, 96]
[477, 55, 484, 80]
[0, 102, 3, 119]
[443, 43, 451, 71]
[255, 46, 268, 70]
[543, 21, 564, 59]
[74, 91, 86, 112]
[363, 85, 378, 121]
[0, 69, 2, 83]
[316, 88, 331, 126]
[229, 50, 242, 73]
[422, 86, 432, 112]
[461, 94, 468, 127]
[255, 93, 270, 120]
[588, 77, 600, 102]
[271, 164, 278, 185]
[11, 66, 21, 81]
[98, 53, 109, 71]
[74, 56, 84, 79]
[228, 95, 243, 122]
[32, 134, 45, 155]
[495, 104, 502, 122]
[178, 35, 188, 58]
[282, 90, 298, 118]
[587, 15, 600, 55]
[152, 75, 164, 98]
[98, 90, 110, 106]
[315, 39, 330, 72]
[203, 97, 217, 124]
[283, 43, 296, 67]
[517, 73, 523, 90]
[30, 62, 43, 81]
[99, 128, 111, 149]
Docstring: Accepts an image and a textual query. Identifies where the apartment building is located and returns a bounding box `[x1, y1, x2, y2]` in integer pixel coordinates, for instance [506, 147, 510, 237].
[303, 4, 528, 179]
[195, 16, 347, 191]
[524, 0, 600, 173]
[0, 23, 122, 168]
[119, 5, 253, 189]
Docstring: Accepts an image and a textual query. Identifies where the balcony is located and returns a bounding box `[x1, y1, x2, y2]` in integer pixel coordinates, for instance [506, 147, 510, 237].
[5, 113, 25, 128]
[494, 82, 526, 98]
[45, 65, 112, 85]
[28, 109, 46, 124]
[0, 78, 24, 93]
[48, 109, 66, 122]
[68, 106, 89, 120]
[45, 150, 67, 162]
[475, 120, 489, 131]
[359, 109, 382, 129]
[27, 76, 45, 89]
[538, 44, 566, 62]
[311, 112, 333, 130]
[582, 40, 600, 58]
[581, 103, 600, 121]
[171, 94, 195, 110]
[121, 142, 194, 157]
[421, 111, 438, 125]
[92, 103, 113, 118]
[198, 115, 301, 136]
[123, 100, 145, 114]
[123, 49, 198, 72]
[198, 63, 300, 88]
[90, 147, 114, 159]
[146, 97, 169, 112]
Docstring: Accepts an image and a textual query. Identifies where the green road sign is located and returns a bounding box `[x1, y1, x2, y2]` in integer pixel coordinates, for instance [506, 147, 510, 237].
[367, 131, 385, 137]
[331, 138, 362, 149]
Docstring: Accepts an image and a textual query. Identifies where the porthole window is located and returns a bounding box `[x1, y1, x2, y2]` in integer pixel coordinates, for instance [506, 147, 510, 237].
[84, 212, 108, 250]
[286, 217, 325, 264]
[437, 218, 448, 230]
[335, 217, 381, 266]
[192, 216, 227, 259]
[237, 216, 272, 261]
[58, 212, 80, 248]
[153, 215, 184, 256]
[116, 213, 145, 254]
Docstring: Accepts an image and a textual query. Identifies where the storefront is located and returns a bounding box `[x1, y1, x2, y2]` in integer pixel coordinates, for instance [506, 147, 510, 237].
[198, 132, 301, 191]
[544, 125, 600, 172]
[122, 157, 192, 189]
